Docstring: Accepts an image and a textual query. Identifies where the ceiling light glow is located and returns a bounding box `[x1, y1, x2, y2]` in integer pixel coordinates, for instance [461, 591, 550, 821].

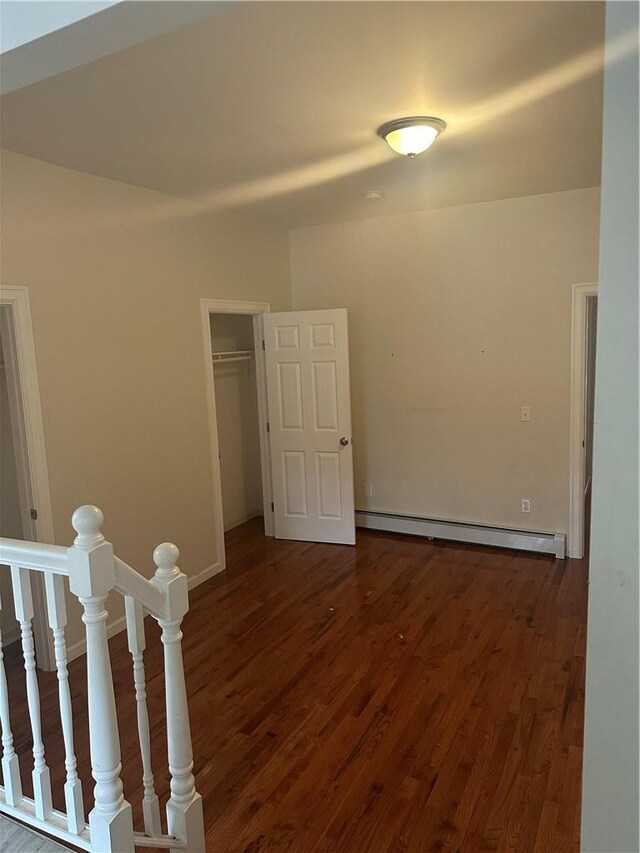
[377, 116, 446, 158]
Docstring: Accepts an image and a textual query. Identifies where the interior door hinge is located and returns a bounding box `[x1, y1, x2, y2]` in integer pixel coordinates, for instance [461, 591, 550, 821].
[30, 508, 38, 520]
[271, 502, 274, 512]
[262, 339, 265, 350]
[267, 422, 270, 432]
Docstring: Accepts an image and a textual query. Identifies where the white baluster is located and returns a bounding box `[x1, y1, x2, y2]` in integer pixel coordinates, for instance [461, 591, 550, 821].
[152, 544, 204, 853]
[124, 595, 161, 838]
[68, 506, 134, 853]
[0, 589, 22, 806]
[11, 565, 53, 819]
[44, 572, 85, 834]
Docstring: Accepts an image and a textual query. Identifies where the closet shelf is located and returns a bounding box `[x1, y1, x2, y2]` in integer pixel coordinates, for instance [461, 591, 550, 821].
[212, 350, 254, 364]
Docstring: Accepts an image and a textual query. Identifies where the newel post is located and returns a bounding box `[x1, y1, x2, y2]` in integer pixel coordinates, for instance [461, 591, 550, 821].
[152, 543, 205, 853]
[68, 506, 134, 853]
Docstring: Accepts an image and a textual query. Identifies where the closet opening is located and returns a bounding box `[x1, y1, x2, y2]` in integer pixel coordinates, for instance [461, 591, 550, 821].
[211, 311, 264, 534]
[200, 299, 273, 573]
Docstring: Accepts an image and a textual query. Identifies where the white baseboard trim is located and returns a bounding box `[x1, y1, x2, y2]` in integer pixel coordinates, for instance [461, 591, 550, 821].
[355, 510, 566, 559]
[65, 561, 225, 663]
[187, 561, 224, 590]
[224, 513, 263, 533]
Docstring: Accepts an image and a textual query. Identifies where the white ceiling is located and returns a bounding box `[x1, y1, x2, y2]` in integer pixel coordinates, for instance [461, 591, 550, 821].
[0, 1, 119, 53]
[0, 1, 605, 228]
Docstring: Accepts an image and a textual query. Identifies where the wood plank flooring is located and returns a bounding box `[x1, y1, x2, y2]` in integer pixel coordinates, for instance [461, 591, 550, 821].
[3, 520, 587, 852]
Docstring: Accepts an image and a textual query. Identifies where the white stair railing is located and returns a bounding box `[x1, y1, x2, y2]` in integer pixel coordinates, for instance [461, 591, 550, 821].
[0, 505, 205, 853]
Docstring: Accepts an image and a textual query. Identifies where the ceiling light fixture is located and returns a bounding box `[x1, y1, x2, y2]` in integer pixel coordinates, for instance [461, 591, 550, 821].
[377, 116, 446, 158]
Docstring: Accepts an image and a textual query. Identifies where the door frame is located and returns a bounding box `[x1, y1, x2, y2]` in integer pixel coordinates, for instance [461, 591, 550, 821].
[568, 281, 599, 559]
[0, 286, 55, 669]
[200, 298, 273, 571]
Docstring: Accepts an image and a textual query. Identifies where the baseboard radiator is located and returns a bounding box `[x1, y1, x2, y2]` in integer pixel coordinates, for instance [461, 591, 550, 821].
[355, 510, 566, 559]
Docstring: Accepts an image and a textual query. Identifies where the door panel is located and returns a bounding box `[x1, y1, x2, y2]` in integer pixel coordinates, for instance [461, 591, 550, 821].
[312, 361, 338, 430]
[283, 451, 308, 517]
[264, 308, 355, 544]
[277, 362, 304, 429]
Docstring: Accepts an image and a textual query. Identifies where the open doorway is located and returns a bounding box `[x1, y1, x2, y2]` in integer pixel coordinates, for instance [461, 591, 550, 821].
[569, 282, 599, 560]
[200, 299, 273, 572]
[0, 330, 22, 649]
[0, 287, 55, 669]
[211, 313, 264, 533]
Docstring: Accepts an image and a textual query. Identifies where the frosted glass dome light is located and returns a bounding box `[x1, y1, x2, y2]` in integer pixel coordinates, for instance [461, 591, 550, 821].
[377, 116, 446, 158]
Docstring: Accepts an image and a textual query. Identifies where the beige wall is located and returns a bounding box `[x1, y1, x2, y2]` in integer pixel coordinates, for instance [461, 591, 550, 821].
[0, 149, 290, 649]
[0, 147, 601, 656]
[290, 187, 600, 535]
[210, 313, 263, 530]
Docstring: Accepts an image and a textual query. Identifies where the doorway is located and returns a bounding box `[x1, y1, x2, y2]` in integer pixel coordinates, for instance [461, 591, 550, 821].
[569, 282, 599, 559]
[200, 299, 273, 572]
[201, 300, 357, 561]
[0, 287, 55, 669]
[0, 328, 22, 649]
[211, 313, 265, 533]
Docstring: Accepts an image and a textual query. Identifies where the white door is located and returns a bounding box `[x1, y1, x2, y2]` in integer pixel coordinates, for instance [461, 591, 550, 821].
[263, 309, 355, 544]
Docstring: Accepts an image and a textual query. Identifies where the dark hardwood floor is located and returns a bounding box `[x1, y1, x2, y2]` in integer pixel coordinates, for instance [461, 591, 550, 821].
[4, 520, 587, 852]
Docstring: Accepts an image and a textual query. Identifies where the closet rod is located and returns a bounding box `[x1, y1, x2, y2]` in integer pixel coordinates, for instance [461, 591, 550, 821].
[212, 350, 254, 364]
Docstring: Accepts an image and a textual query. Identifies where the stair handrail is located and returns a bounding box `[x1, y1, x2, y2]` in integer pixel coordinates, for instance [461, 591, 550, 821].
[0, 505, 205, 853]
[0, 539, 69, 574]
[0, 540, 176, 621]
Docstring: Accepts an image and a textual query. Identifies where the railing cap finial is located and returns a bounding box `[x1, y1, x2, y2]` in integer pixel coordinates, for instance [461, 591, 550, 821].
[71, 505, 105, 549]
[153, 542, 180, 578]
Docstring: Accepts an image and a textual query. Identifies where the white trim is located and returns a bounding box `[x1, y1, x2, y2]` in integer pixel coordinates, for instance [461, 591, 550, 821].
[0, 317, 34, 541]
[201, 298, 271, 315]
[200, 298, 273, 571]
[356, 510, 566, 559]
[0, 286, 55, 670]
[252, 313, 274, 536]
[0, 799, 91, 851]
[200, 301, 226, 574]
[0, 289, 54, 544]
[224, 513, 263, 533]
[187, 561, 224, 590]
[568, 282, 599, 558]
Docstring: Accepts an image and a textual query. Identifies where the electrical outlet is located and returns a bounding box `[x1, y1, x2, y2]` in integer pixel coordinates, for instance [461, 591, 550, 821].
[521, 498, 531, 513]
[363, 483, 373, 498]
[521, 406, 531, 422]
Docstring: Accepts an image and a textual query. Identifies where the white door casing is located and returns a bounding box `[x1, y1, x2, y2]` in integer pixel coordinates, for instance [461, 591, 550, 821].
[264, 309, 355, 545]
[568, 282, 599, 559]
[0, 287, 55, 669]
